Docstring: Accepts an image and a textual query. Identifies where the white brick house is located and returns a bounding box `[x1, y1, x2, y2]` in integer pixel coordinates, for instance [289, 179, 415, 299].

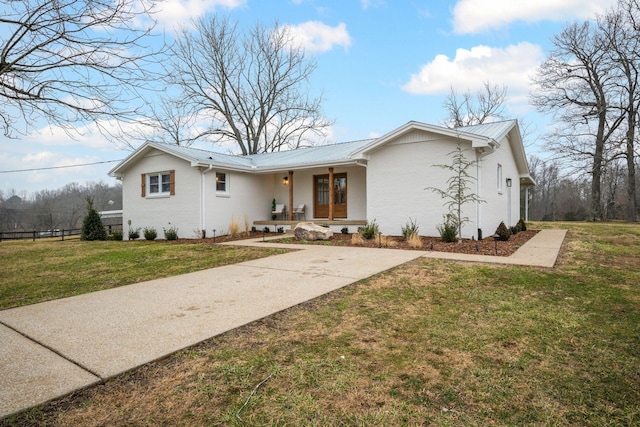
[109, 120, 534, 239]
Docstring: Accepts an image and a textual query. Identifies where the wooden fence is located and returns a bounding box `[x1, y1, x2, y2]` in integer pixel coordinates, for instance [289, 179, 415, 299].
[0, 224, 123, 242]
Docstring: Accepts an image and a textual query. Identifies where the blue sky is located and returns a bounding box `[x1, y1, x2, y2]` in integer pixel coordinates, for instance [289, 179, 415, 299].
[0, 0, 618, 195]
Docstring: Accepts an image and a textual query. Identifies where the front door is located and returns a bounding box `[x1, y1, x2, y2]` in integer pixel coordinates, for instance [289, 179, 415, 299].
[314, 173, 347, 218]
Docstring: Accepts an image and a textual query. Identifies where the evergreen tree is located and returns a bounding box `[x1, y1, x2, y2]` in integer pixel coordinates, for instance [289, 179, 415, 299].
[81, 197, 106, 241]
[427, 140, 485, 243]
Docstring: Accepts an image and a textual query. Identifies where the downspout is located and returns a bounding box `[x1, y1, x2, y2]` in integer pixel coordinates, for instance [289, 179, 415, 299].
[201, 165, 213, 236]
[476, 142, 496, 239]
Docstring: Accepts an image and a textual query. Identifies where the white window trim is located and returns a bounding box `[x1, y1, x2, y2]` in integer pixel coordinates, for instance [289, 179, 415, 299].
[215, 171, 229, 196]
[147, 171, 171, 198]
[497, 164, 503, 194]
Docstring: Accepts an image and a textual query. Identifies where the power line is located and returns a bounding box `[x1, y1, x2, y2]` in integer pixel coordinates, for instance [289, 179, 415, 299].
[0, 159, 123, 174]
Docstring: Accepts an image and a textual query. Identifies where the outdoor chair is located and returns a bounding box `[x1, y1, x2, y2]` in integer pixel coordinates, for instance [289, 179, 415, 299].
[272, 204, 286, 220]
[293, 204, 305, 220]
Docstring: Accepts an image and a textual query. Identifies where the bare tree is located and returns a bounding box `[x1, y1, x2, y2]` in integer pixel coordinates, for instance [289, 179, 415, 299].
[442, 82, 507, 128]
[134, 97, 201, 148]
[0, 0, 161, 138]
[168, 16, 332, 155]
[600, 0, 640, 221]
[531, 21, 625, 221]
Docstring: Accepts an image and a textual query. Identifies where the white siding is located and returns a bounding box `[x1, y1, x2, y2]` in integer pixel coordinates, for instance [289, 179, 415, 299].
[366, 132, 479, 237]
[477, 134, 521, 235]
[203, 170, 272, 236]
[121, 150, 200, 239]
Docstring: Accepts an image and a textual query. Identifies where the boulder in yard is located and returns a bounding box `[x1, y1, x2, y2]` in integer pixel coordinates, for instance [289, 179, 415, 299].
[294, 222, 333, 241]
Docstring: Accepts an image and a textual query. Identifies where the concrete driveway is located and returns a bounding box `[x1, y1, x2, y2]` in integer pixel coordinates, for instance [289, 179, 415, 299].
[0, 245, 425, 418]
[0, 229, 565, 418]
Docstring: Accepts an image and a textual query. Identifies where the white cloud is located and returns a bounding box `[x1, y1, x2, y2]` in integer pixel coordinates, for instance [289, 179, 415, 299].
[29, 119, 152, 152]
[402, 42, 543, 103]
[281, 21, 351, 53]
[155, 0, 245, 30]
[452, 0, 618, 34]
[361, 0, 385, 10]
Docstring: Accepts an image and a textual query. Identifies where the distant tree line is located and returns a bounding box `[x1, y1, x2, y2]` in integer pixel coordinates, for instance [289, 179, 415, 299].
[524, 155, 639, 221]
[0, 182, 122, 232]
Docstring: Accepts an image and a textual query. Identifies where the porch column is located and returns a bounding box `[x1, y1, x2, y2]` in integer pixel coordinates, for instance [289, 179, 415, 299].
[328, 167, 334, 220]
[288, 170, 294, 221]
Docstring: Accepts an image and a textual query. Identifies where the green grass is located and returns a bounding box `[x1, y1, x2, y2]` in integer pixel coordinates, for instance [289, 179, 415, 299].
[0, 240, 287, 310]
[2, 222, 640, 426]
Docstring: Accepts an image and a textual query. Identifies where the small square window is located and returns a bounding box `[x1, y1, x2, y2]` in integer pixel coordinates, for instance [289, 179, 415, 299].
[216, 172, 227, 192]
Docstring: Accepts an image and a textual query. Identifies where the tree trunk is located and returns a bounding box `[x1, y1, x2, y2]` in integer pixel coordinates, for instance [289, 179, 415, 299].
[626, 112, 637, 221]
[591, 111, 607, 221]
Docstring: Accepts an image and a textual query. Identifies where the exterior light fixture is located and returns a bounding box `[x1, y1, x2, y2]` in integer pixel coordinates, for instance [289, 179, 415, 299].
[506, 178, 512, 187]
[283, 176, 289, 185]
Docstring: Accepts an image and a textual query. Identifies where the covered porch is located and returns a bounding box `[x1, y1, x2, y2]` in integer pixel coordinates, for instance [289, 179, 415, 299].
[258, 164, 367, 232]
[253, 218, 368, 233]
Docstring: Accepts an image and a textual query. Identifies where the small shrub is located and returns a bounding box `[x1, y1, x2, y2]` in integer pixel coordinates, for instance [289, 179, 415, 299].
[128, 227, 140, 240]
[437, 214, 458, 243]
[401, 218, 419, 240]
[263, 226, 270, 233]
[516, 218, 527, 232]
[143, 226, 157, 240]
[407, 232, 422, 248]
[495, 221, 511, 241]
[229, 217, 240, 237]
[341, 226, 349, 234]
[110, 230, 123, 241]
[163, 226, 178, 240]
[358, 219, 379, 240]
[510, 226, 519, 235]
[351, 233, 364, 245]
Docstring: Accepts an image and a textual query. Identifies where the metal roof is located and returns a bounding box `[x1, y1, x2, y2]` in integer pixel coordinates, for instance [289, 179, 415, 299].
[143, 139, 375, 171]
[246, 139, 374, 170]
[110, 120, 527, 177]
[455, 120, 517, 141]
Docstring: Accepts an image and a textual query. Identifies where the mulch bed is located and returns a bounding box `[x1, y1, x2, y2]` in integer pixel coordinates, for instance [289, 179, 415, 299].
[166, 230, 538, 257]
[271, 229, 539, 257]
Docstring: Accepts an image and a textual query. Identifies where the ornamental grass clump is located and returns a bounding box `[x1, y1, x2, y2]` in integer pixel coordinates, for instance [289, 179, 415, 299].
[407, 232, 422, 248]
[229, 217, 240, 238]
[351, 232, 364, 245]
[401, 218, 419, 240]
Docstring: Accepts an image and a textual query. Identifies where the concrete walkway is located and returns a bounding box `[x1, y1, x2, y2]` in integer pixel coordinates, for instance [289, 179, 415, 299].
[0, 229, 565, 418]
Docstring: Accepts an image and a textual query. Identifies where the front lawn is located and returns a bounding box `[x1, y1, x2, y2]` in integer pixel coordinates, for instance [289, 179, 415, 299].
[2, 222, 639, 426]
[0, 240, 287, 310]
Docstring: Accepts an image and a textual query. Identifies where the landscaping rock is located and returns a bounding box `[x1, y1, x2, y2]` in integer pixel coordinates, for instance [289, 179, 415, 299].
[294, 222, 333, 241]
